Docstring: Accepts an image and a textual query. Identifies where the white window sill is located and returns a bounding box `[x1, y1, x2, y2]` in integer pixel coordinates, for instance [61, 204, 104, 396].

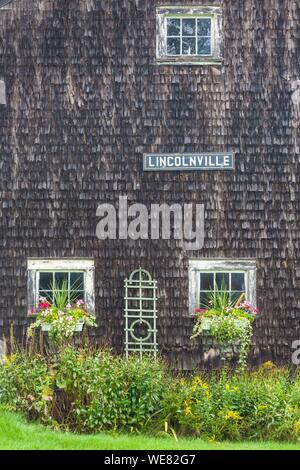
[156, 56, 223, 66]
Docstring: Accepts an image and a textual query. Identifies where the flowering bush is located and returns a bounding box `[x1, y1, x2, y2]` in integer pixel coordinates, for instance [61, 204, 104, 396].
[192, 290, 260, 369]
[160, 365, 300, 442]
[28, 297, 97, 345]
[0, 348, 300, 442]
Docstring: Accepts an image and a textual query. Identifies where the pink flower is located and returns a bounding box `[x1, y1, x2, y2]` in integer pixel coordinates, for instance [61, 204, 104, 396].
[76, 299, 84, 307]
[66, 316, 73, 321]
[66, 303, 72, 309]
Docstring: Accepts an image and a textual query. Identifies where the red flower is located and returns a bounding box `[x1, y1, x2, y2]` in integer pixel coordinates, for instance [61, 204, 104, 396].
[195, 308, 208, 316]
[38, 302, 50, 309]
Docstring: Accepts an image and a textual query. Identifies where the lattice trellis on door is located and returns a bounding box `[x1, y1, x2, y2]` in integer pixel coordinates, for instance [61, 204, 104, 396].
[124, 268, 158, 358]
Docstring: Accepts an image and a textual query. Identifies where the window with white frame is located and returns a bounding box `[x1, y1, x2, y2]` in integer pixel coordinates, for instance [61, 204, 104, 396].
[27, 259, 95, 314]
[166, 17, 212, 56]
[189, 260, 257, 314]
[157, 6, 223, 64]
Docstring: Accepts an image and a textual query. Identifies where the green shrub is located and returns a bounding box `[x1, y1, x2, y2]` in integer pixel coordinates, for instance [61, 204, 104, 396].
[0, 347, 170, 433]
[0, 352, 53, 422]
[54, 347, 169, 432]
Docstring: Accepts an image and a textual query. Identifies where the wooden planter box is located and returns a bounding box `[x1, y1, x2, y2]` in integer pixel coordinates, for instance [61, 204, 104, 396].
[41, 321, 84, 332]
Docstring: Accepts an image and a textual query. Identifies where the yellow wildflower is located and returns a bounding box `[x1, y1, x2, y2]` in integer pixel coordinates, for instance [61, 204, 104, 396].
[225, 384, 239, 393]
[261, 361, 276, 370]
[192, 376, 209, 390]
[257, 405, 268, 411]
[4, 354, 17, 365]
[184, 400, 193, 416]
[224, 410, 243, 421]
[192, 376, 204, 386]
[293, 421, 300, 434]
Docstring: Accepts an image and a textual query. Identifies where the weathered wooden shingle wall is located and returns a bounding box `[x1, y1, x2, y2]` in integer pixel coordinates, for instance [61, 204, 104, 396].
[0, 0, 299, 368]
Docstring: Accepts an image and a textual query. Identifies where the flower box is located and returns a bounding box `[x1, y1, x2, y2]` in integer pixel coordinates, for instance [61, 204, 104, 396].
[201, 317, 247, 333]
[41, 321, 85, 332]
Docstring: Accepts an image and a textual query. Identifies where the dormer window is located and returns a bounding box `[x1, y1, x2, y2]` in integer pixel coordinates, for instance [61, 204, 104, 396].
[157, 6, 223, 65]
[166, 17, 212, 56]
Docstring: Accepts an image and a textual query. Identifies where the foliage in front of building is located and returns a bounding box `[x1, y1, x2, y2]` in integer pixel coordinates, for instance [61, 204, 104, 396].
[0, 347, 299, 442]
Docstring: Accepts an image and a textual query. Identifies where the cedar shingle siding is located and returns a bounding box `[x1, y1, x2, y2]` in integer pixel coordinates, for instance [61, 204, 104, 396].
[0, 0, 299, 369]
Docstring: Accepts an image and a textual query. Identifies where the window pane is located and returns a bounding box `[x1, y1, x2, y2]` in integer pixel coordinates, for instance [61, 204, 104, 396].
[54, 272, 68, 288]
[231, 273, 245, 291]
[216, 273, 229, 290]
[167, 18, 180, 36]
[231, 292, 244, 304]
[39, 272, 53, 291]
[70, 272, 84, 290]
[197, 37, 211, 55]
[200, 291, 211, 308]
[167, 37, 180, 55]
[182, 18, 196, 36]
[200, 272, 214, 290]
[197, 18, 211, 36]
[182, 37, 196, 55]
[70, 290, 85, 302]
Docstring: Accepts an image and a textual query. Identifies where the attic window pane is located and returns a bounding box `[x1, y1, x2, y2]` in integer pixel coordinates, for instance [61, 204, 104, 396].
[197, 37, 211, 55]
[197, 18, 211, 36]
[182, 37, 196, 55]
[167, 18, 180, 36]
[182, 18, 196, 36]
[167, 37, 180, 55]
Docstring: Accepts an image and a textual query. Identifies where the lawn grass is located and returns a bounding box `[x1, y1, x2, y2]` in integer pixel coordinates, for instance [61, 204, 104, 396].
[0, 409, 299, 450]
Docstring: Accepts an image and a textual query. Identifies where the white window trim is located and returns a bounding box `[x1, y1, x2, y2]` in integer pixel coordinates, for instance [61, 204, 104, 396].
[27, 259, 95, 315]
[156, 6, 223, 65]
[189, 259, 257, 315]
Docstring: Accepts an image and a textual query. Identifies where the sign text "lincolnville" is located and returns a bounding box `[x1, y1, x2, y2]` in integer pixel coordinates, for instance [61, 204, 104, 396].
[143, 153, 235, 171]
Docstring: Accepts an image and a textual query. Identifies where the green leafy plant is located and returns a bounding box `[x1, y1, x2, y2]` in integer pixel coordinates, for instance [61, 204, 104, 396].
[191, 287, 260, 369]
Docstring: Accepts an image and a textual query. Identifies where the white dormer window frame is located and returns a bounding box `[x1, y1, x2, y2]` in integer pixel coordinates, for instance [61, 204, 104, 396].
[156, 6, 223, 65]
[189, 259, 257, 315]
[27, 259, 95, 315]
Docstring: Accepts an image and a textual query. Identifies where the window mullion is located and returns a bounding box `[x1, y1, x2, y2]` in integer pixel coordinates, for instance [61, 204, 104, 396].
[196, 17, 198, 54]
[180, 18, 182, 55]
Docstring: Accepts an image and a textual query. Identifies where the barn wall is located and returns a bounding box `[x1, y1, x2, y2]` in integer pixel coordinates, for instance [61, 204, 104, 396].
[0, 0, 299, 368]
